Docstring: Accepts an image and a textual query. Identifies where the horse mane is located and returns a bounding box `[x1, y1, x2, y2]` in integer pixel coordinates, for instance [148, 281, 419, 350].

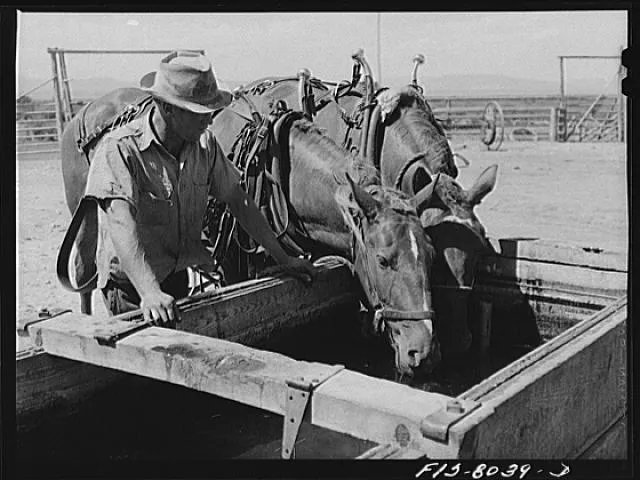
[290, 117, 380, 187]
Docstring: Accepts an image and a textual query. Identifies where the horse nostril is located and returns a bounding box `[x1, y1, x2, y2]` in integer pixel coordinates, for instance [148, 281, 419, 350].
[408, 349, 421, 366]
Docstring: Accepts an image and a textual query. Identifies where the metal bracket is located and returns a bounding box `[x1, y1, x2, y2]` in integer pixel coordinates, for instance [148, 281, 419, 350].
[281, 365, 345, 459]
[94, 319, 155, 348]
[282, 378, 313, 459]
[19, 308, 72, 337]
[420, 398, 481, 443]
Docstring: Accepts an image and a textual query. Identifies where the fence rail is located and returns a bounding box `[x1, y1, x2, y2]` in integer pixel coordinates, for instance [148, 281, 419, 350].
[17, 93, 624, 155]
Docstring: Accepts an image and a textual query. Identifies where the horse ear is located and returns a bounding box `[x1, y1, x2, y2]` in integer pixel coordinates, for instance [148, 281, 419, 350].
[412, 173, 440, 212]
[467, 164, 498, 205]
[346, 172, 380, 221]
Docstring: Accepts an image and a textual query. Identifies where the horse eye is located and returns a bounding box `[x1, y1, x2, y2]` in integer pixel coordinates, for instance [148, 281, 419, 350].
[376, 255, 391, 269]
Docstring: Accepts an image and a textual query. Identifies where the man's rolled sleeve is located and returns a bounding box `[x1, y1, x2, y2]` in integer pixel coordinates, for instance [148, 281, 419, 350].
[208, 140, 242, 203]
[85, 138, 138, 209]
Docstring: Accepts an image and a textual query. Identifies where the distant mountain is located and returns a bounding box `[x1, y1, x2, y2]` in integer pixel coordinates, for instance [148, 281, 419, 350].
[384, 74, 617, 97]
[17, 73, 616, 101]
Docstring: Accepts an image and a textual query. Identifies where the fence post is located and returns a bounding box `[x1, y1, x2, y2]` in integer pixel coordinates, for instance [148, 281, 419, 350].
[49, 48, 65, 144]
[59, 51, 74, 123]
[549, 107, 556, 142]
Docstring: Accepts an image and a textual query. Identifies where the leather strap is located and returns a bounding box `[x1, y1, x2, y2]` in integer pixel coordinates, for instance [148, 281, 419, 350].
[56, 196, 99, 293]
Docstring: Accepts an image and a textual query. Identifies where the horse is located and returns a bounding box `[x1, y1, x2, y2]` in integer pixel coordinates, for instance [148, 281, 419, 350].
[58, 87, 442, 378]
[212, 93, 444, 378]
[235, 75, 498, 357]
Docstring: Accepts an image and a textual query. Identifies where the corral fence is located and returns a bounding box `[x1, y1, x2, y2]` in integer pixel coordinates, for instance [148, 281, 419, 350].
[17, 48, 625, 156]
[429, 94, 624, 143]
[17, 48, 204, 156]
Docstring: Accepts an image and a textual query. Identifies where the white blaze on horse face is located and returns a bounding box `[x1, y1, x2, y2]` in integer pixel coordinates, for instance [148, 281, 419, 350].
[409, 229, 430, 311]
[409, 229, 420, 264]
[422, 319, 434, 336]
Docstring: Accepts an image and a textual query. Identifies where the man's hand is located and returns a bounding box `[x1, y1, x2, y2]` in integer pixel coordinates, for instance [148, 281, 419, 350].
[140, 289, 178, 327]
[279, 256, 317, 284]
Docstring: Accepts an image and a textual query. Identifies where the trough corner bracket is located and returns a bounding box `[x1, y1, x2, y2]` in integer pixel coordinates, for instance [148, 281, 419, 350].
[282, 378, 313, 460]
[420, 398, 481, 443]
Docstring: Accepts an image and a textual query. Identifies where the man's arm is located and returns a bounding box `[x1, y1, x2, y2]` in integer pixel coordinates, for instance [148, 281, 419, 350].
[103, 198, 177, 325]
[224, 182, 316, 282]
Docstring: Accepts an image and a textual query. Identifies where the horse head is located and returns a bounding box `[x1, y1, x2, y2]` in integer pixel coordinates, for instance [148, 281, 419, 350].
[334, 172, 441, 378]
[415, 165, 499, 357]
[374, 86, 458, 190]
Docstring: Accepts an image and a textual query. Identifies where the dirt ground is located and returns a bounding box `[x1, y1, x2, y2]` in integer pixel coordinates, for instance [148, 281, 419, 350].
[16, 140, 628, 331]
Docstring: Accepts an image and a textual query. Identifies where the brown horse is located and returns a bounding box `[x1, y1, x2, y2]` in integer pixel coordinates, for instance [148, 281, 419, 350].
[58, 87, 442, 378]
[236, 78, 498, 357]
[213, 94, 443, 377]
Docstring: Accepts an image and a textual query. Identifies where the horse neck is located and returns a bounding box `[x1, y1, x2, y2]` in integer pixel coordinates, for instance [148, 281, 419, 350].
[287, 126, 357, 254]
[381, 107, 453, 182]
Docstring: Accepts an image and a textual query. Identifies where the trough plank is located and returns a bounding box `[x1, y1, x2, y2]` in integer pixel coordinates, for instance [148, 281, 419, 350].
[312, 370, 466, 459]
[478, 255, 627, 297]
[34, 316, 344, 416]
[16, 348, 121, 430]
[177, 258, 357, 343]
[486, 238, 627, 272]
[451, 297, 627, 459]
[33, 309, 464, 458]
[17, 260, 357, 423]
[577, 413, 627, 459]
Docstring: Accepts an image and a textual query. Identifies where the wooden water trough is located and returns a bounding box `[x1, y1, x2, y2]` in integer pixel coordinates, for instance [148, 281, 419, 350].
[16, 241, 628, 460]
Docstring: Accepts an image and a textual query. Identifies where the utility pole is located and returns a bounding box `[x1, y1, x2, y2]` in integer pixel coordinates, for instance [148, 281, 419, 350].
[376, 12, 382, 84]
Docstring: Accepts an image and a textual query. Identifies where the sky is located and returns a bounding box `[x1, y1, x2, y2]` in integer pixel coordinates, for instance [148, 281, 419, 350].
[16, 10, 628, 94]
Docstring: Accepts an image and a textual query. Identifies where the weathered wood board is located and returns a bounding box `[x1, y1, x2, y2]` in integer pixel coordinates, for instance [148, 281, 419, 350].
[16, 240, 628, 459]
[32, 308, 464, 457]
[16, 258, 358, 429]
[451, 296, 627, 459]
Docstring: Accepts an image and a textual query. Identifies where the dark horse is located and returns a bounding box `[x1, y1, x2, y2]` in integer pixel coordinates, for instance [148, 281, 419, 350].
[236, 77, 498, 357]
[59, 88, 442, 378]
[213, 93, 445, 377]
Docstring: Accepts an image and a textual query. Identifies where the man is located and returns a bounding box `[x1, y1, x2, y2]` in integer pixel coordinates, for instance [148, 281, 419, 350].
[84, 50, 316, 325]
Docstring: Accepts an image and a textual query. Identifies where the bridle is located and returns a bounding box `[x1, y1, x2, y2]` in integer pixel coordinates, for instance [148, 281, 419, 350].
[349, 215, 435, 334]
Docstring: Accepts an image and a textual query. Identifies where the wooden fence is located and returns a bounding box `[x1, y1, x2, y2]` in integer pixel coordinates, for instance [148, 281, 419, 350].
[16, 93, 624, 156]
[16, 97, 87, 155]
[428, 95, 624, 142]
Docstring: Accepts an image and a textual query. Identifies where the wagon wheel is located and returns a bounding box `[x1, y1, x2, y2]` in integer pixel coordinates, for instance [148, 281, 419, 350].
[481, 101, 505, 151]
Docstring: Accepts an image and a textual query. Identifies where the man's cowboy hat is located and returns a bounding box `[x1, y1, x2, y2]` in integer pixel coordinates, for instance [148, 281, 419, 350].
[140, 51, 232, 114]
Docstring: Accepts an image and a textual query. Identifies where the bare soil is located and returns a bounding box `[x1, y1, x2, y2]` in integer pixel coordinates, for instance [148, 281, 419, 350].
[16, 140, 628, 328]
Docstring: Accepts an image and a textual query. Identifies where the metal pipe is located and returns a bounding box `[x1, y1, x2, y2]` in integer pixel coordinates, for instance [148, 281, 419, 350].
[558, 55, 620, 59]
[49, 50, 64, 144]
[58, 51, 74, 123]
[17, 77, 54, 101]
[617, 45, 625, 142]
[559, 56, 566, 108]
[46, 48, 205, 55]
[376, 13, 382, 84]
